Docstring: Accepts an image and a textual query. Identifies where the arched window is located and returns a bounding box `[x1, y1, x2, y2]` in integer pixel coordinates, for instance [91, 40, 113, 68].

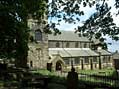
[35, 29, 42, 41]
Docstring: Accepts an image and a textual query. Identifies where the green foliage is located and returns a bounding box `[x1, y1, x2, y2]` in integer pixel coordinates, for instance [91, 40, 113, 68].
[31, 69, 56, 76]
[0, 0, 46, 67]
[49, 0, 119, 47]
[78, 68, 115, 76]
[1, 0, 119, 65]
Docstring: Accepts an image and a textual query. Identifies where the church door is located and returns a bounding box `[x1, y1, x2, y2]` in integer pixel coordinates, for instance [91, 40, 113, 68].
[56, 61, 62, 71]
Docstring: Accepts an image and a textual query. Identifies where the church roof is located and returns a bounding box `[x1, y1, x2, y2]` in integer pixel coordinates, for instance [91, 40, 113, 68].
[49, 48, 99, 57]
[112, 51, 119, 59]
[96, 49, 112, 56]
[48, 31, 90, 42]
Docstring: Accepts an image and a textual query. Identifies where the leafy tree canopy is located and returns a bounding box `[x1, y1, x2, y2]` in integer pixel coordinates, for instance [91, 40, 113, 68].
[0, 0, 47, 62]
[1, 0, 119, 61]
[48, 0, 119, 49]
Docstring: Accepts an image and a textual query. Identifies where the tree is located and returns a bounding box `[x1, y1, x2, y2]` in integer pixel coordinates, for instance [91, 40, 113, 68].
[1, 0, 119, 67]
[48, 0, 119, 49]
[0, 0, 47, 67]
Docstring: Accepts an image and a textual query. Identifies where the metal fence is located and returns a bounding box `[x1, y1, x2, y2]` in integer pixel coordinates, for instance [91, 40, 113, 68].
[54, 71, 119, 88]
[78, 73, 119, 88]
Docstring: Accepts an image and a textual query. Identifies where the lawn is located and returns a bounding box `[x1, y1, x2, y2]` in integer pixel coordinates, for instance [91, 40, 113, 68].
[0, 68, 117, 89]
[30, 68, 119, 88]
[31, 69, 56, 76]
[78, 68, 115, 76]
[30, 68, 116, 77]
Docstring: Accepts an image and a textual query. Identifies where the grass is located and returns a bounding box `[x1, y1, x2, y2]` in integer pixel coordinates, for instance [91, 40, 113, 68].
[31, 68, 116, 78]
[0, 81, 4, 87]
[31, 69, 56, 76]
[30, 68, 119, 88]
[78, 68, 115, 76]
[0, 68, 117, 89]
[77, 68, 119, 87]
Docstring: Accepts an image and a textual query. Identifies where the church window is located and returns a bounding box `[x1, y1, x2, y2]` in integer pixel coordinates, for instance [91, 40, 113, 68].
[93, 57, 97, 63]
[63, 58, 70, 65]
[74, 58, 80, 64]
[103, 56, 106, 63]
[66, 42, 69, 48]
[80, 42, 82, 48]
[56, 42, 60, 47]
[35, 30, 42, 41]
[84, 57, 89, 64]
[75, 42, 78, 48]
[84, 43, 87, 48]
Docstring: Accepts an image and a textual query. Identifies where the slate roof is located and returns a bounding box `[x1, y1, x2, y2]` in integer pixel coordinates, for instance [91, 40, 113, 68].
[96, 49, 112, 56]
[48, 31, 90, 42]
[112, 51, 119, 59]
[49, 48, 99, 57]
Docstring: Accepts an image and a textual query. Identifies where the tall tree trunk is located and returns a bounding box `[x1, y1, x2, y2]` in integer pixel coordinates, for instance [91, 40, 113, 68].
[15, 51, 28, 68]
[15, 24, 28, 68]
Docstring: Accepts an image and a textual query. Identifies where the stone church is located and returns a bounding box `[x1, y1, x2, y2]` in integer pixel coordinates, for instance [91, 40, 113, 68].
[48, 31, 112, 71]
[27, 19, 112, 71]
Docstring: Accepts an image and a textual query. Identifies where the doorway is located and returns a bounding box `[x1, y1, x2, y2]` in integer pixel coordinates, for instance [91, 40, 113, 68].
[56, 61, 62, 71]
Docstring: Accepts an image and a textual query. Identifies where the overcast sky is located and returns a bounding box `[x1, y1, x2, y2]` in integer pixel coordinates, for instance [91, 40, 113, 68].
[48, 0, 119, 52]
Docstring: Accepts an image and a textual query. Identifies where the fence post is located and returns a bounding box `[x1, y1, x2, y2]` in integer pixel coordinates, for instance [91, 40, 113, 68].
[81, 60, 84, 70]
[90, 59, 93, 70]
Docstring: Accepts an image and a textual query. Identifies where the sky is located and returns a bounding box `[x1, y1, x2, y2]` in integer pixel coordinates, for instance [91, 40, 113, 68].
[48, 0, 119, 52]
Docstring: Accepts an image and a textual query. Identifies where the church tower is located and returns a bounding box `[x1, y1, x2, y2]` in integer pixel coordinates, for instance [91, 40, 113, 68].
[27, 1, 49, 69]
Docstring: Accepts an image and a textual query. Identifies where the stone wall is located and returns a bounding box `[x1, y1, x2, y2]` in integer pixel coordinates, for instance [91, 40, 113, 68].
[27, 35, 49, 69]
[27, 18, 49, 69]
